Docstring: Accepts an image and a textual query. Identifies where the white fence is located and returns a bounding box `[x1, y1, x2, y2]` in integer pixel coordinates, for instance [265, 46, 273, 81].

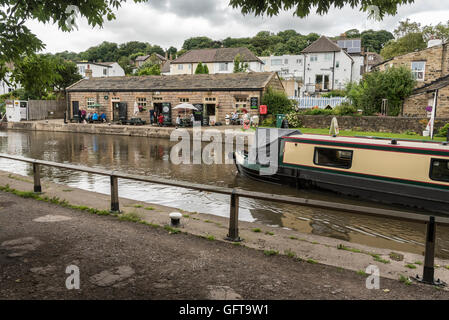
[290, 97, 348, 109]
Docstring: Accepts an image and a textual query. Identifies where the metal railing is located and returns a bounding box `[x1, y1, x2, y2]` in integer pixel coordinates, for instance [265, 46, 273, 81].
[290, 96, 348, 109]
[0, 152, 448, 286]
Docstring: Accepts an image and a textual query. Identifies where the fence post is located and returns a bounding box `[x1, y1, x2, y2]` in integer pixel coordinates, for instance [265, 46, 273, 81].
[110, 175, 120, 213]
[33, 163, 42, 193]
[414, 216, 446, 286]
[226, 189, 241, 242]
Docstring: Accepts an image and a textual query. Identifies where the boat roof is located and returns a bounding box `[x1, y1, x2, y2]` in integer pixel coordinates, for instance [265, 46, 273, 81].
[284, 134, 449, 153]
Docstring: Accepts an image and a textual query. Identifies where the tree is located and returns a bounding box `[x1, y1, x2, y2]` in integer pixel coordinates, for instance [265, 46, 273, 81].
[12, 54, 62, 99]
[233, 54, 249, 73]
[380, 32, 426, 59]
[0, 0, 145, 82]
[182, 37, 215, 50]
[53, 58, 83, 91]
[167, 46, 178, 59]
[229, 0, 414, 18]
[361, 30, 394, 53]
[137, 64, 160, 76]
[394, 18, 421, 38]
[203, 65, 209, 74]
[195, 62, 204, 74]
[346, 66, 416, 116]
[344, 29, 361, 38]
[422, 21, 449, 43]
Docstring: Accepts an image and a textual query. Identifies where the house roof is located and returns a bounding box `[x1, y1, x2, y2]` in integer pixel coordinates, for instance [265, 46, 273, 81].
[76, 61, 113, 68]
[136, 54, 167, 62]
[412, 74, 449, 95]
[302, 36, 342, 53]
[66, 72, 278, 92]
[171, 47, 262, 64]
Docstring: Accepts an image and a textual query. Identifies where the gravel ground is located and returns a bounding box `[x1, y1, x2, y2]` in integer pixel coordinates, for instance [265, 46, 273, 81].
[0, 191, 448, 300]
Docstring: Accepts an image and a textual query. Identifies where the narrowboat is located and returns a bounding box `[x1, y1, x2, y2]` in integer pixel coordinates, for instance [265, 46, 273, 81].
[234, 128, 449, 214]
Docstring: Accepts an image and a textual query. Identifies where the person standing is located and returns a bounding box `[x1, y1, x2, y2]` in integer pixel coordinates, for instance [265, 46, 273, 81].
[175, 115, 181, 128]
[158, 114, 164, 127]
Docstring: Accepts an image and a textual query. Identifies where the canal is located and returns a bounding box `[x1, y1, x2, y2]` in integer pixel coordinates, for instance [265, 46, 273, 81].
[1, 130, 448, 258]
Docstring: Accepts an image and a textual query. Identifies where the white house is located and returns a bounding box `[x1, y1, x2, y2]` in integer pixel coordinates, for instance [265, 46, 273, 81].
[76, 62, 125, 78]
[169, 47, 264, 75]
[259, 55, 304, 81]
[0, 63, 21, 95]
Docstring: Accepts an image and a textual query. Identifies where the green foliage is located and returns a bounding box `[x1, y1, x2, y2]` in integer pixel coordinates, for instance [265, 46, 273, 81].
[286, 113, 302, 128]
[195, 62, 209, 74]
[347, 66, 416, 116]
[361, 29, 395, 53]
[333, 103, 358, 116]
[381, 32, 427, 59]
[437, 123, 449, 138]
[261, 116, 275, 127]
[301, 108, 334, 116]
[229, 0, 414, 18]
[137, 64, 160, 76]
[261, 87, 294, 115]
[182, 37, 218, 50]
[233, 54, 249, 73]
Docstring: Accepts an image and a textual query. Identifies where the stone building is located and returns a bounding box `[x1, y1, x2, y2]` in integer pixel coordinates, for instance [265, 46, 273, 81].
[374, 41, 449, 116]
[66, 72, 284, 124]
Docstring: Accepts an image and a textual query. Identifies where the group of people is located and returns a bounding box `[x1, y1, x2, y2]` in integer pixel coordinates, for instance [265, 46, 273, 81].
[175, 113, 195, 128]
[78, 109, 107, 123]
[225, 111, 259, 128]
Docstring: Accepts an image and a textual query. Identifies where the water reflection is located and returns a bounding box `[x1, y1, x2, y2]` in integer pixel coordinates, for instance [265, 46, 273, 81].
[0, 130, 448, 258]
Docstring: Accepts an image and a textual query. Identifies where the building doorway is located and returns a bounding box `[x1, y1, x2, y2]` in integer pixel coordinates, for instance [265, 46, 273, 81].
[72, 101, 79, 121]
[113, 102, 127, 122]
[154, 102, 172, 125]
[315, 75, 330, 91]
[205, 104, 216, 125]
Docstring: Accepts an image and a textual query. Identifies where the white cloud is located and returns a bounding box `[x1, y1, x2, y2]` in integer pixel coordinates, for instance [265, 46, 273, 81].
[25, 0, 449, 54]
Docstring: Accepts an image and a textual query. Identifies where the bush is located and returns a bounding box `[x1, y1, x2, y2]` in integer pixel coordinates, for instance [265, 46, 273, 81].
[286, 113, 302, 128]
[301, 108, 334, 116]
[261, 116, 275, 127]
[262, 87, 294, 115]
[437, 123, 449, 138]
[333, 103, 357, 116]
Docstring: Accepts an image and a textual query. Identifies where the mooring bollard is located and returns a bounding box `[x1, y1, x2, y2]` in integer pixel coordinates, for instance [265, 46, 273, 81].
[33, 163, 42, 193]
[226, 189, 241, 242]
[110, 175, 120, 213]
[414, 216, 446, 286]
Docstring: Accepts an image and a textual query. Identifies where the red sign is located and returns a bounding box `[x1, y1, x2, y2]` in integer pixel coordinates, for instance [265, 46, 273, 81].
[259, 105, 267, 115]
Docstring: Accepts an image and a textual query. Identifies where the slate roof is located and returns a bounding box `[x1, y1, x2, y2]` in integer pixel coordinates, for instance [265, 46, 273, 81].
[66, 72, 277, 92]
[172, 47, 262, 64]
[412, 74, 449, 95]
[302, 36, 342, 53]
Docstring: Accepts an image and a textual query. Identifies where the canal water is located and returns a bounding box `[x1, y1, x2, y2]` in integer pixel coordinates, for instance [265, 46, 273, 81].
[1, 130, 448, 258]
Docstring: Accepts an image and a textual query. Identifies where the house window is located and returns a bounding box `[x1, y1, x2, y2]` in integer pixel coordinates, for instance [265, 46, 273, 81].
[324, 53, 333, 61]
[179, 98, 189, 102]
[137, 97, 147, 107]
[368, 55, 374, 61]
[284, 59, 288, 64]
[411, 61, 426, 81]
[219, 63, 228, 71]
[153, 97, 163, 101]
[271, 59, 282, 66]
[235, 98, 247, 103]
[79, 66, 85, 74]
[430, 159, 449, 182]
[103, 69, 107, 76]
[314, 148, 353, 169]
[296, 59, 302, 64]
[310, 55, 318, 62]
[178, 64, 183, 70]
[87, 98, 96, 108]
[336, 61, 340, 68]
[205, 97, 216, 102]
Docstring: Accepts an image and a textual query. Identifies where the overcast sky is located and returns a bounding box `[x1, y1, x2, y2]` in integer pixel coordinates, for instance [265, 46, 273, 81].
[25, 0, 449, 54]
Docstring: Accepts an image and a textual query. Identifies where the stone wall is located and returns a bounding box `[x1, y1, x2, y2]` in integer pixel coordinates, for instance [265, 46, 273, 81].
[403, 86, 449, 117]
[297, 115, 449, 134]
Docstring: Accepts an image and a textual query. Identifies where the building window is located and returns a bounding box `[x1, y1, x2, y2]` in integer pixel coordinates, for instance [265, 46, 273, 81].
[324, 53, 333, 61]
[411, 61, 426, 81]
[368, 55, 374, 61]
[137, 97, 147, 107]
[219, 63, 228, 71]
[314, 148, 353, 169]
[284, 59, 288, 64]
[430, 159, 449, 182]
[153, 97, 163, 101]
[178, 64, 183, 70]
[179, 98, 189, 102]
[103, 69, 107, 76]
[310, 55, 318, 62]
[205, 97, 216, 102]
[336, 61, 340, 68]
[271, 59, 282, 66]
[79, 66, 85, 74]
[87, 97, 96, 108]
[296, 59, 302, 64]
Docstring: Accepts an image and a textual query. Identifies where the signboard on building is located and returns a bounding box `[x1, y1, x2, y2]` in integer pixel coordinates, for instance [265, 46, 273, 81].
[250, 97, 259, 109]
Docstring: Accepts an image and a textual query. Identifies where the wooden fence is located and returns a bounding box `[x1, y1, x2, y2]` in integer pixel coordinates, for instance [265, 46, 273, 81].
[28, 100, 66, 120]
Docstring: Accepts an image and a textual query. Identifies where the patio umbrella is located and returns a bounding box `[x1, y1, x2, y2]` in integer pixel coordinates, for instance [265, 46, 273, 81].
[173, 103, 198, 118]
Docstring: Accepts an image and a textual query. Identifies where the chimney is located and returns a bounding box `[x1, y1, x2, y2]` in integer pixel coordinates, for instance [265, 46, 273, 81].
[85, 64, 93, 79]
[165, 51, 168, 59]
[169, 54, 173, 61]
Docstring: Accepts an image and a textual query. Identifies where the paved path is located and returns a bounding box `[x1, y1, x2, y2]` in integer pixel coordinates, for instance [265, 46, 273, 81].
[0, 191, 448, 300]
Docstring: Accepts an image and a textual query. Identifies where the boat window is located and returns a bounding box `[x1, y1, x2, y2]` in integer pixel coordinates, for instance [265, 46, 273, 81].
[430, 159, 449, 182]
[314, 148, 353, 169]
